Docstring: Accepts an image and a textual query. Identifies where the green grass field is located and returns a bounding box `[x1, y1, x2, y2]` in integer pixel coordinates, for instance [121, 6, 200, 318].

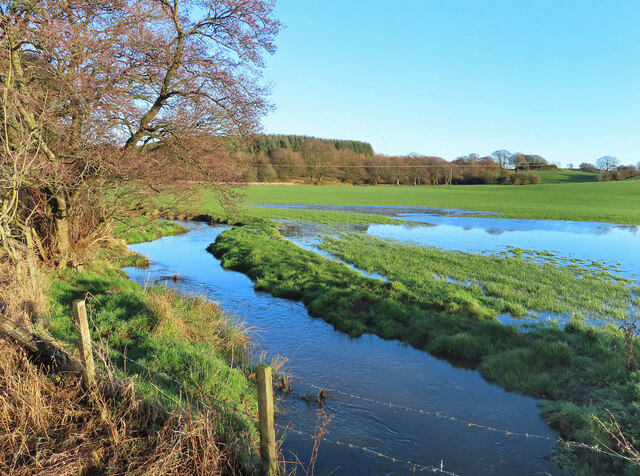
[241, 180, 640, 224]
[535, 170, 599, 184]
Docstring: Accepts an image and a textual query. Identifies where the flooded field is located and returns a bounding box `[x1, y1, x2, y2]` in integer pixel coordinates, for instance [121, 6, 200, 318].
[125, 221, 559, 475]
[256, 203, 640, 279]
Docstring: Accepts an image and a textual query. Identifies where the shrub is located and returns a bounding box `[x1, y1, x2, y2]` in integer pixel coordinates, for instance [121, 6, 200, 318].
[527, 173, 541, 184]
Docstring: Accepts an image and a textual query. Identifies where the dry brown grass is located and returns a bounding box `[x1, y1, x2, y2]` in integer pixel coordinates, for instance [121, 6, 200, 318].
[0, 252, 49, 326]
[0, 340, 245, 475]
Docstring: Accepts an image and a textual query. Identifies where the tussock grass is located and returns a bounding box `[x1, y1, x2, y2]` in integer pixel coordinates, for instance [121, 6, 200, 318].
[147, 287, 252, 361]
[29, 240, 262, 470]
[44, 264, 259, 418]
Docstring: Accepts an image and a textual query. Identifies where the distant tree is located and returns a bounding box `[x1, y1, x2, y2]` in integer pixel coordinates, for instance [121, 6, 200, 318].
[567, 163, 574, 169]
[269, 148, 305, 180]
[364, 156, 385, 185]
[491, 150, 513, 172]
[596, 156, 621, 172]
[252, 155, 278, 182]
[512, 153, 549, 171]
[249, 134, 374, 157]
[384, 156, 409, 185]
[456, 153, 480, 163]
[424, 157, 449, 185]
[301, 139, 336, 184]
[406, 153, 427, 186]
[579, 162, 599, 173]
[336, 149, 366, 184]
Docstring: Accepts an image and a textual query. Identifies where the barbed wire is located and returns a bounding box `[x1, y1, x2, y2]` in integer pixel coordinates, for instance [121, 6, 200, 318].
[292, 379, 631, 462]
[301, 380, 551, 440]
[246, 164, 551, 169]
[82, 304, 634, 467]
[276, 424, 458, 475]
[89, 340, 463, 474]
[248, 164, 486, 168]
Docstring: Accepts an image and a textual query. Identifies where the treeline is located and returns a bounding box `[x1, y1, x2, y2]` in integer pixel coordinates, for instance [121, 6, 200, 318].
[578, 158, 640, 182]
[598, 166, 640, 182]
[234, 139, 558, 185]
[242, 134, 375, 157]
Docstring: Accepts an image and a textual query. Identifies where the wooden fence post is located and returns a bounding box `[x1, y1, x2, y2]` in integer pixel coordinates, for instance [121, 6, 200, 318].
[73, 299, 95, 388]
[256, 365, 276, 476]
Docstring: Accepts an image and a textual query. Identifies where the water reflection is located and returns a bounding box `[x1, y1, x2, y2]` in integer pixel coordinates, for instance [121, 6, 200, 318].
[250, 202, 494, 217]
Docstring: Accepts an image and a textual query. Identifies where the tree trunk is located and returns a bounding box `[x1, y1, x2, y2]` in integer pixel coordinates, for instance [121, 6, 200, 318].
[51, 195, 70, 267]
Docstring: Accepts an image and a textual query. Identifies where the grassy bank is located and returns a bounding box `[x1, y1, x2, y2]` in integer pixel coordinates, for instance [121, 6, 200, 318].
[240, 181, 640, 225]
[28, 241, 262, 471]
[210, 221, 640, 473]
[114, 215, 189, 244]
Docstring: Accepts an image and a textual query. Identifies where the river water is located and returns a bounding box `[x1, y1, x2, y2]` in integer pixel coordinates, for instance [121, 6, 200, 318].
[125, 219, 563, 476]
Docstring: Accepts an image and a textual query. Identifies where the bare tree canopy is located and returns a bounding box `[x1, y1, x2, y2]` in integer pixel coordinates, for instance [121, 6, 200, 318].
[491, 149, 513, 172]
[1, 0, 280, 266]
[596, 156, 620, 172]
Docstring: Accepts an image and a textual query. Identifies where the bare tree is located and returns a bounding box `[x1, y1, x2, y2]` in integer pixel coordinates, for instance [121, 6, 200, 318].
[491, 149, 513, 173]
[1, 0, 280, 266]
[301, 139, 336, 184]
[364, 156, 385, 185]
[596, 156, 620, 172]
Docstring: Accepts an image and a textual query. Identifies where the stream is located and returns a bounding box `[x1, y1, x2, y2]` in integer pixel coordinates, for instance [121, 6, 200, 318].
[124, 219, 563, 475]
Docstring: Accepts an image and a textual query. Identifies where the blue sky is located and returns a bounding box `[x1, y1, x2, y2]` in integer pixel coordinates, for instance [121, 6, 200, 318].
[260, 0, 640, 166]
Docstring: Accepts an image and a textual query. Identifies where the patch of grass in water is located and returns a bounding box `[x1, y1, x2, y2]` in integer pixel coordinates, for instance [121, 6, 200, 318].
[114, 216, 188, 244]
[320, 233, 634, 320]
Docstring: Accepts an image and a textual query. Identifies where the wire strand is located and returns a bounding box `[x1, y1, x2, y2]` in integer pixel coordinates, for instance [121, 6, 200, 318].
[276, 424, 459, 475]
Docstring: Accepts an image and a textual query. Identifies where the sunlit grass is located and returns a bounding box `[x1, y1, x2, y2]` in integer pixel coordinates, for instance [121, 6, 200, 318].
[319, 233, 634, 320]
[114, 216, 188, 244]
[42, 245, 259, 448]
[241, 181, 640, 224]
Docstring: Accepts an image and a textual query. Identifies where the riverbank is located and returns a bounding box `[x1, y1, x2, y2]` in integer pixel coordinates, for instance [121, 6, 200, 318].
[1, 234, 263, 473]
[19, 183, 637, 474]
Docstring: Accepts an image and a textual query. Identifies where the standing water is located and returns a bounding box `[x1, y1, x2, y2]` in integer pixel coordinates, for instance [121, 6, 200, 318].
[125, 221, 560, 475]
[254, 203, 640, 279]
